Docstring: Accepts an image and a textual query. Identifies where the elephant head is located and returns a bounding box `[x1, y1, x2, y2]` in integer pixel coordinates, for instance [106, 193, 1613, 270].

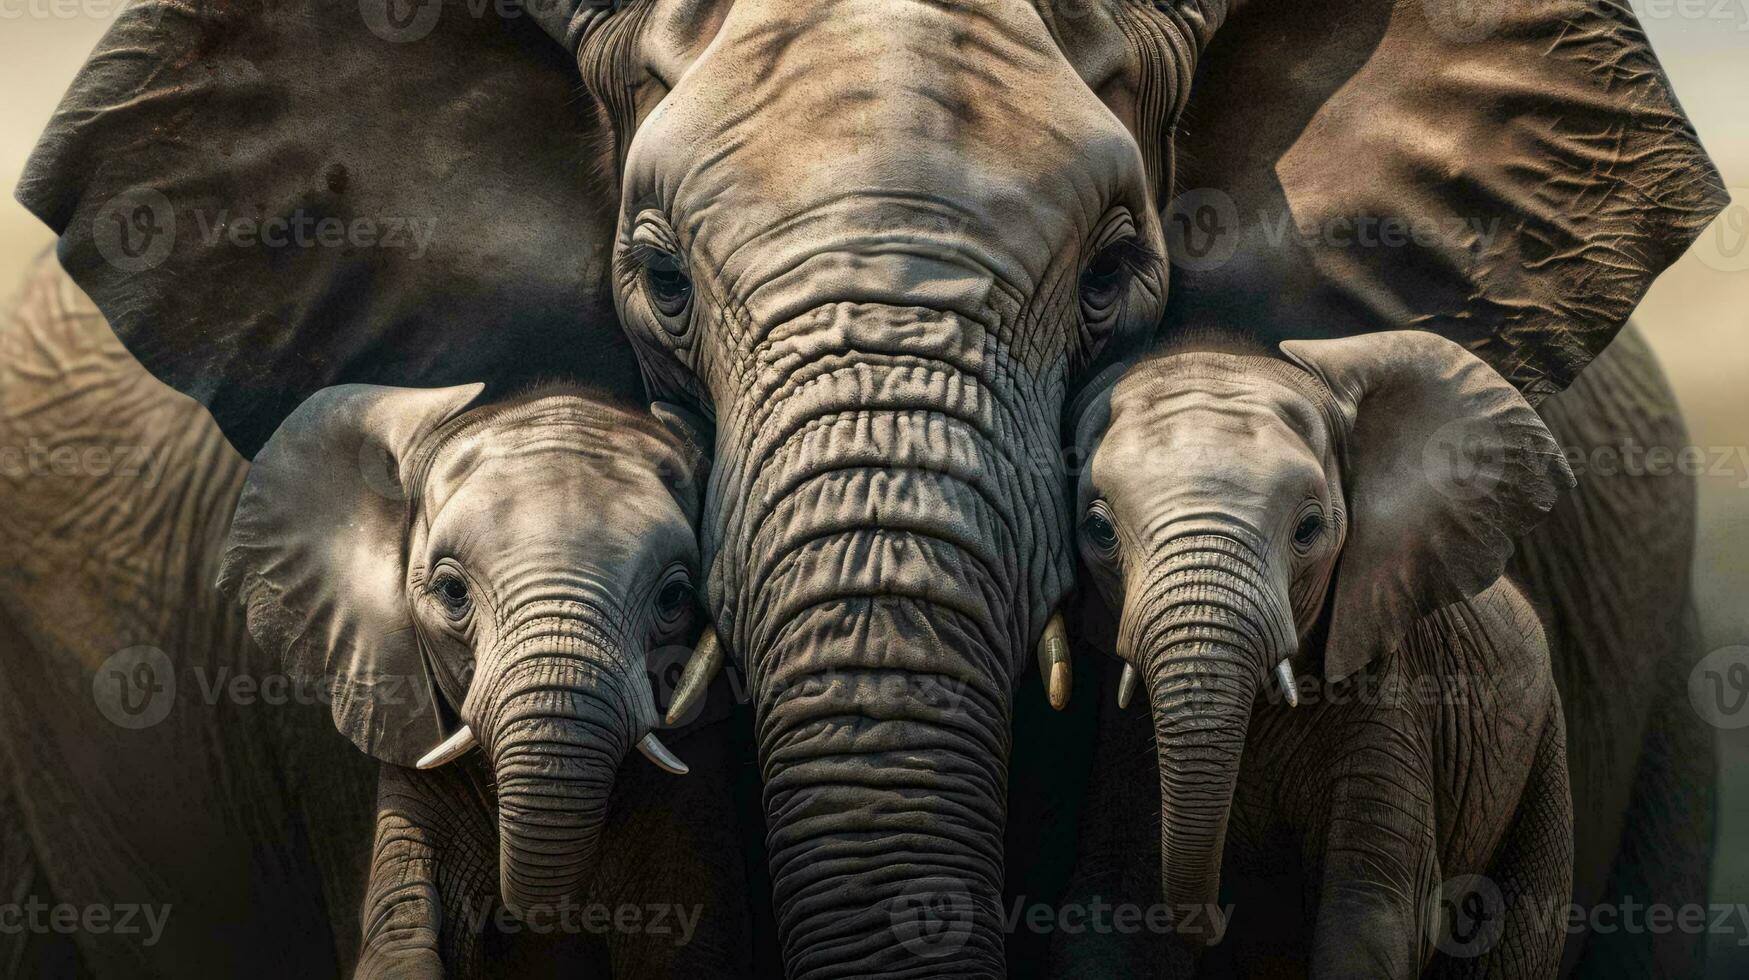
[17, 0, 1720, 974]
[1072, 331, 1573, 942]
[217, 383, 710, 914]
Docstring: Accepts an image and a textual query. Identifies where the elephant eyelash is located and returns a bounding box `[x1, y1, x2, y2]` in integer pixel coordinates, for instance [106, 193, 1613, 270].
[1099, 238, 1161, 280]
[626, 239, 676, 267]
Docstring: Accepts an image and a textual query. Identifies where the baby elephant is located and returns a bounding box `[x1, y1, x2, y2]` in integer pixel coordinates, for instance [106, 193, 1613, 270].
[1074, 332, 1575, 978]
[219, 383, 738, 977]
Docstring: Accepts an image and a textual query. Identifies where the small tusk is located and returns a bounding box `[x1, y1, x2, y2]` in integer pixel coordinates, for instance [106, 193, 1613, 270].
[1037, 612, 1072, 711]
[1117, 663, 1139, 711]
[416, 725, 477, 770]
[1275, 659, 1299, 708]
[637, 733, 689, 775]
[665, 626, 725, 727]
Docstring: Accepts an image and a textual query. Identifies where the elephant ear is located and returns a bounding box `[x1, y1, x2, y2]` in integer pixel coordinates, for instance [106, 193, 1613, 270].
[218, 383, 484, 766]
[15, 0, 638, 458]
[1170, 0, 1726, 403]
[1282, 332, 1573, 682]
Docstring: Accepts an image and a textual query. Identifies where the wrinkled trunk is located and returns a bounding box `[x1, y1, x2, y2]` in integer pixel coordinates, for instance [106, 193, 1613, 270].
[1133, 533, 1285, 948]
[710, 303, 1066, 978]
[472, 610, 643, 915]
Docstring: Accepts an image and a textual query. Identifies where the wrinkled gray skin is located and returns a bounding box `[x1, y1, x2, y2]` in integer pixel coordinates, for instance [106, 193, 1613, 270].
[1051, 324, 1714, 980]
[589, 7, 1187, 973]
[220, 379, 749, 978]
[11, 0, 1727, 976]
[0, 254, 375, 976]
[1060, 335, 1574, 977]
[0, 256, 749, 978]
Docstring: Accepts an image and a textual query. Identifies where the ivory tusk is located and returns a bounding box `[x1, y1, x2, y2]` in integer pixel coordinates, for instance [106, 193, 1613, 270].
[665, 626, 725, 727]
[1275, 659, 1299, 708]
[637, 732, 689, 775]
[1117, 663, 1139, 711]
[1037, 612, 1071, 711]
[416, 725, 478, 770]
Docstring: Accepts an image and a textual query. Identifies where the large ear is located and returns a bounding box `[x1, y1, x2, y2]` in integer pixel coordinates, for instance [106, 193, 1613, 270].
[1282, 332, 1573, 681]
[1169, 0, 1726, 404]
[15, 0, 639, 458]
[218, 383, 484, 766]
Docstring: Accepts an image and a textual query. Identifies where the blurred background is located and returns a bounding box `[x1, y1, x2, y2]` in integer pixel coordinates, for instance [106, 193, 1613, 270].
[2, 6, 1746, 976]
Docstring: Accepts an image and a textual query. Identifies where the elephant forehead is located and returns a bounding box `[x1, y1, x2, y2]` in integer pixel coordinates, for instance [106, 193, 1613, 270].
[418, 404, 689, 523]
[1096, 369, 1333, 523]
[626, 0, 1141, 294]
[1111, 354, 1332, 449]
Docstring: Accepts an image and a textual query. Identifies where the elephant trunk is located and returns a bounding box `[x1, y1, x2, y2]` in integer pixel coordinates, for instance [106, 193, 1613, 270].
[713, 303, 1067, 978]
[476, 613, 645, 916]
[1132, 531, 1289, 948]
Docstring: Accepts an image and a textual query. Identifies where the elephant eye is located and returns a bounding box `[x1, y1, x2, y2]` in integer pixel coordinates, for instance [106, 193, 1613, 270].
[433, 571, 472, 620]
[1081, 502, 1120, 561]
[654, 568, 695, 631]
[1079, 238, 1154, 325]
[1293, 510, 1325, 551]
[643, 251, 693, 323]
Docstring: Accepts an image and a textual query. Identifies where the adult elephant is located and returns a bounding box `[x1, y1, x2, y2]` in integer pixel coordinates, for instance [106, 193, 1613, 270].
[16, 1, 1723, 976]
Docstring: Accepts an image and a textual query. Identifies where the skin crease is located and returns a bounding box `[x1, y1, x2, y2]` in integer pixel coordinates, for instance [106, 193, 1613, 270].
[580, 3, 1203, 975]
[4, 1, 1725, 977]
[1064, 348, 1572, 978]
[1047, 325, 1714, 980]
[228, 387, 753, 979]
[0, 255, 749, 978]
[0, 253, 375, 976]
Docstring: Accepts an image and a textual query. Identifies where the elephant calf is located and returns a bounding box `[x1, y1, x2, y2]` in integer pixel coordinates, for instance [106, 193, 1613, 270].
[1070, 332, 1576, 978]
[219, 383, 743, 977]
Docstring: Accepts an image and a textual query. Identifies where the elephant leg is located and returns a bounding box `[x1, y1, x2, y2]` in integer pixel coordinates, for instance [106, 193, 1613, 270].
[1432, 710, 1573, 980]
[1305, 721, 1441, 980]
[357, 761, 498, 980]
[1508, 322, 1703, 979]
[1572, 603, 1714, 979]
[0, 705, 87, 980]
